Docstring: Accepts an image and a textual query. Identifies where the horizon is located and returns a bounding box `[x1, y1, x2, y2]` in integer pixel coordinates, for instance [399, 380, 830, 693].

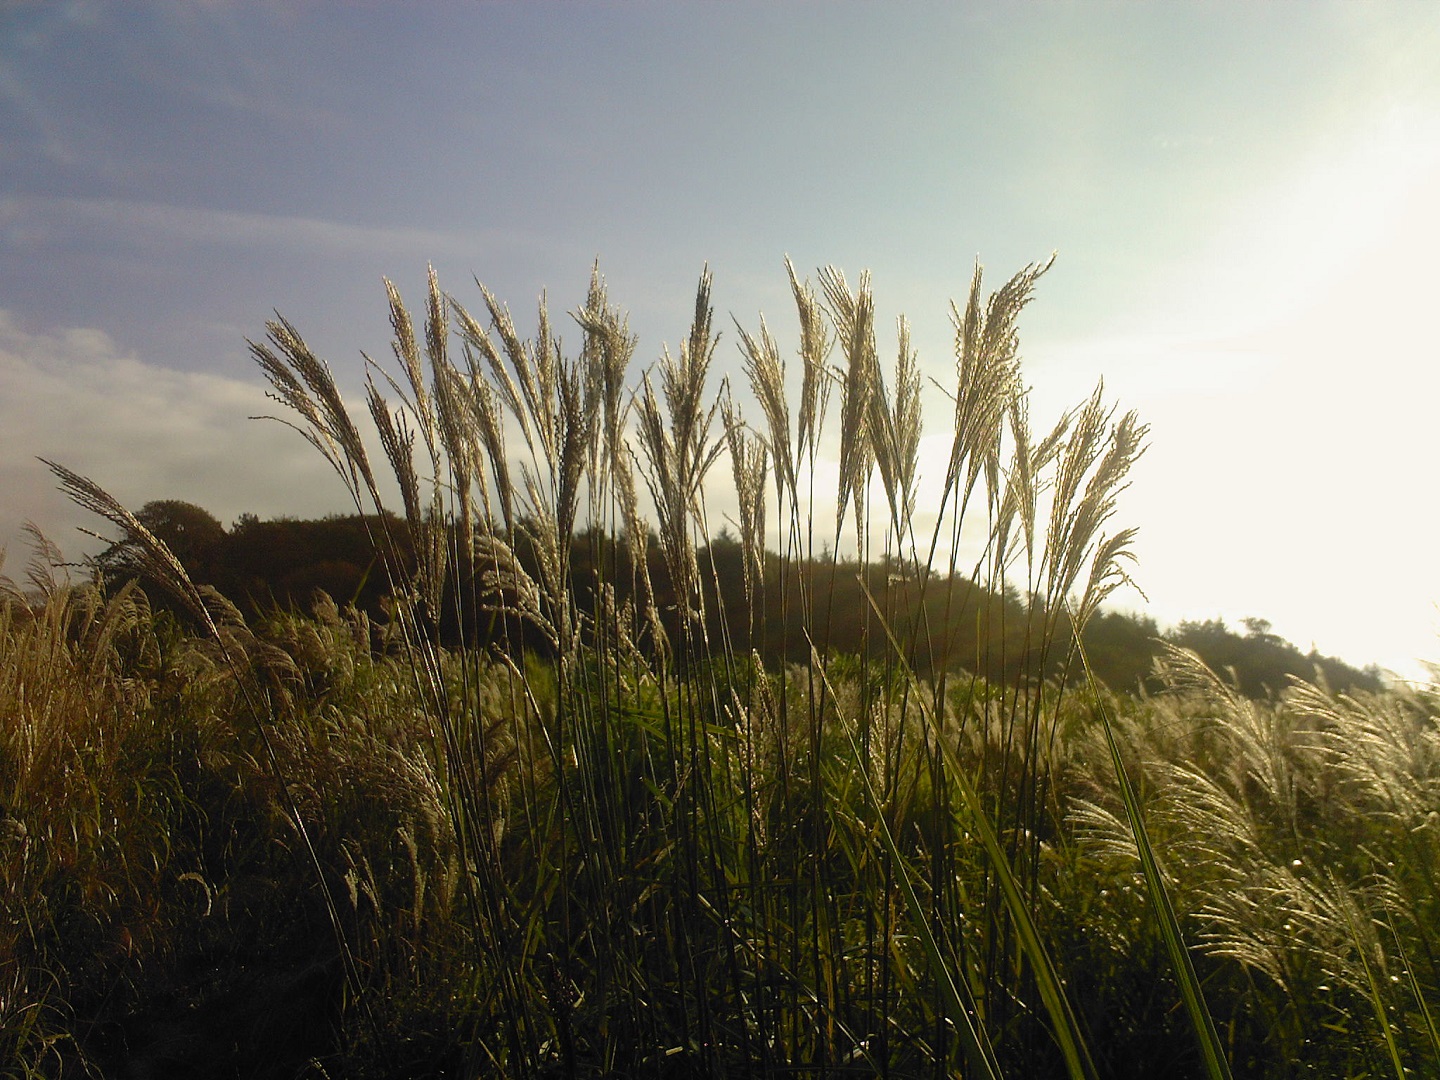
[4, 2, 1439, 679]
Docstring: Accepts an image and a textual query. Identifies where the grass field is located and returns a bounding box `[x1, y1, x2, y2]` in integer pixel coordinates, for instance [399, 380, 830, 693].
[4, 261, 1436, 1078]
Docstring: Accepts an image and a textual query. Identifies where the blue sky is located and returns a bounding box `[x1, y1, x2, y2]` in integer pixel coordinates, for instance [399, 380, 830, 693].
[3, 1, 1439, 677]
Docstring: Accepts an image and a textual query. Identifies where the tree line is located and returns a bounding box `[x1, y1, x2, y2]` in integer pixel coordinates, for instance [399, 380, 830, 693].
[96, 498, 1384, 698]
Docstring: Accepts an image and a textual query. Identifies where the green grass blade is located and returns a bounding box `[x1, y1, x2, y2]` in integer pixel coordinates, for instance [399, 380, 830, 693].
[1338, 886, 1407, 1080]
[851, 579, 1101, 1080]
[808, 639, 1004, 1080]
[940, 739, 1099, 1080]
[1074, 632, 1234, 1080]
[1389, 910, 1440, 1065]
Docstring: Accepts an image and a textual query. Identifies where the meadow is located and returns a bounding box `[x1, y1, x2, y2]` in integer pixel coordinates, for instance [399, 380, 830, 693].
[2, 260, 1436, 1078]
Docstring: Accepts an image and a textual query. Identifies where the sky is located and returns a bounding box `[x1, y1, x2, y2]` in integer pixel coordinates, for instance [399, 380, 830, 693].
[3, 1, 1439, 679]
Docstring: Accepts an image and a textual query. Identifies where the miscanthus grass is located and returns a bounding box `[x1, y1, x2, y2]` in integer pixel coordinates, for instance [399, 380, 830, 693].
[18, 257, 1436, 1078]
[238, 256, 1147, 1077]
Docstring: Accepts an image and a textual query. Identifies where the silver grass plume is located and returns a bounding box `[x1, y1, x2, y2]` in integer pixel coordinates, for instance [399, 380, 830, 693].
[722, 393, 769, 596]
[570, 262, 638, 501]
[940, 258, 1052, 525]
[785, 257, 834, 473]
[818, 265, 877, 541]
[451, 298, 517, 532]
[633, 268, 725, 629]
[43, 461, 215, 632]
[867, 314, 922, 546]
[733, 313, 794, 510]
[249, 316, 378, 508]
[1047, 385, 1148, 631]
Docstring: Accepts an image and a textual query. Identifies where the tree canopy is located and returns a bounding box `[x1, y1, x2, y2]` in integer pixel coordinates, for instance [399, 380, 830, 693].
[92, 500, 1385, 697]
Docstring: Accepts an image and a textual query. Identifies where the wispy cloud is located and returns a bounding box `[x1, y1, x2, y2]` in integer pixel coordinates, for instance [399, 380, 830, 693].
[0, 194, 511, 261]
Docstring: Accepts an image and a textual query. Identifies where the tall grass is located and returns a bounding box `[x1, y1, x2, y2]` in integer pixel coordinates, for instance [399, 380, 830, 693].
[1069, 647, 1440, 1075]
[17, 257, 1435, 1077]
[230, 256, 1148, 1076]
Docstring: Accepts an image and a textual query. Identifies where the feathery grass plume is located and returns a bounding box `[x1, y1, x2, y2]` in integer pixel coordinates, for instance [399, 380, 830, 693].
[451, 298, 517, 532]
[1305, 679, 1437, 827]
[633, 373, 696, 629]
[722, 394, 769, 598]
[384, 273, 442, 483]
[1000, 393, 1044, 578]
[938, 258, 1049, 529]
[633, 269, 725, 630]
[42, 461, 215, 632]
[469, 283, 534, 452]
[366, 377, 423, 535]
[570, 262, 638, 497]
[785, 256, 834, 478]
[250, 315, 378, 509]
[384, 270, 462, 615]
[568, 269, 655, 659]
[522, 292, 565, 509]
[431, 327, 480, 538]
[552, 328, 600, 554]
[818, 266, 877, 541]
[471, 532, 557, 650]
[867, 313, 922, 548]
[1156, 643, 1311, 832]
[17, 522, 69, 605]
[734, 312, 795, 510]
[1047, 391, 1149, 634]
[469, 280, 598, 633]
[1070, 526, 1142, 637]
[1043, 387, 1111, 599]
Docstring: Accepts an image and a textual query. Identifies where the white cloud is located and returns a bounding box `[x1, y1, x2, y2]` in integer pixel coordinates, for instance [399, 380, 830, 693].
[0, 309, 350, 565]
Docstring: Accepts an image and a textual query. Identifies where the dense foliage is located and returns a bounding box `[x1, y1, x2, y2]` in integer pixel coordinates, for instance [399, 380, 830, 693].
[99, 503, 1382, 698]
